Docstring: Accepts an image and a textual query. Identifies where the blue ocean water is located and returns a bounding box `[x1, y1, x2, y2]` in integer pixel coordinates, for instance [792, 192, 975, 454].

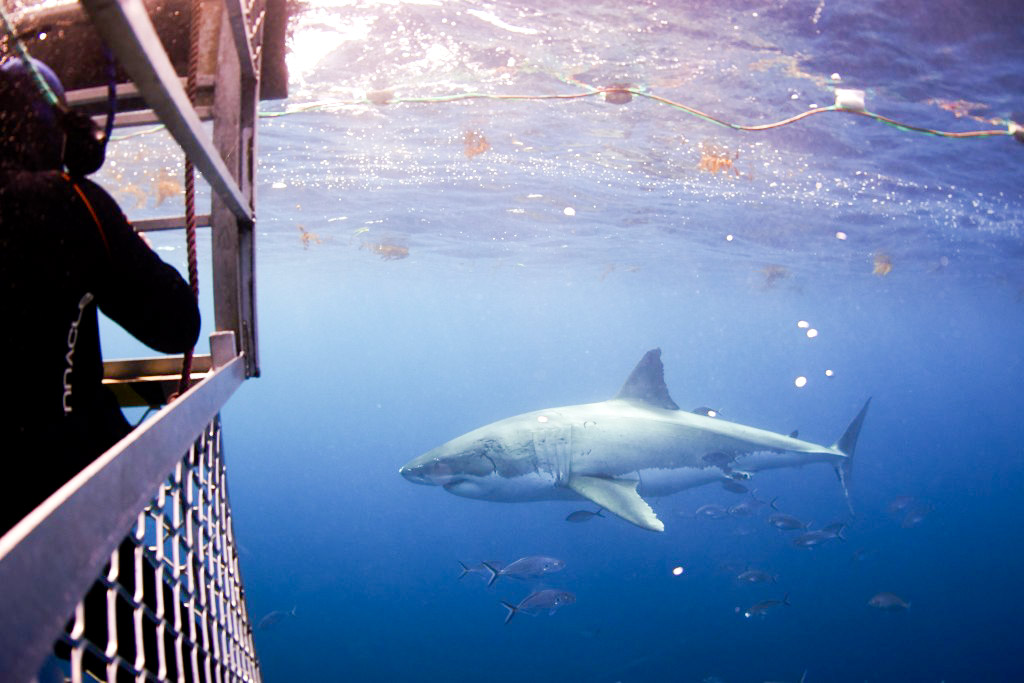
[97, 1, 1023, 681]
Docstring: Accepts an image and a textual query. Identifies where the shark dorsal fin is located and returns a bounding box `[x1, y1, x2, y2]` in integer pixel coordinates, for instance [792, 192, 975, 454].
[615, 348, 679, 410]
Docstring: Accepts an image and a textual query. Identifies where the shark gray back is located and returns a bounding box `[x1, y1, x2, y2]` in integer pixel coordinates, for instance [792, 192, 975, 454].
[400, 348, 870, 532]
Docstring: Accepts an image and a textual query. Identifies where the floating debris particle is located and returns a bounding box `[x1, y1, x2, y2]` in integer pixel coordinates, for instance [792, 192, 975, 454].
[464, 130, 491, 158]
[297, 225, 322, 249]
[873, 251, 893, 276]
[760, 264, 790, 289]
[603, 83, 634, 104]
[698, 143, 741, 176]
[153, 172, 183, 206]
[367, 89, 393, 105]
[361, 241, 409, 260]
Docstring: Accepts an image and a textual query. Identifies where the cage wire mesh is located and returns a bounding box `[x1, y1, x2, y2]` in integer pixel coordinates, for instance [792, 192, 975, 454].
[46, 415, 261, 683]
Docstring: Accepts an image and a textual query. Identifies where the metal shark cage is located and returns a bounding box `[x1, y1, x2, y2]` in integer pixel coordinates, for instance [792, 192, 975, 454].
[0, 0, 288, 680]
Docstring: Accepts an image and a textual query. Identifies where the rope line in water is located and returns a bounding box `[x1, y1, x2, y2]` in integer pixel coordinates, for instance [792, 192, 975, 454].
[251, 84, 1019, 142]
[107, 81, 1020, 143]
[176, 0, 201, 399]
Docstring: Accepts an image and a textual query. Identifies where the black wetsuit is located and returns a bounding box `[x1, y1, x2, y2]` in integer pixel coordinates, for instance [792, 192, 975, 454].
[0, 169, 200, 532]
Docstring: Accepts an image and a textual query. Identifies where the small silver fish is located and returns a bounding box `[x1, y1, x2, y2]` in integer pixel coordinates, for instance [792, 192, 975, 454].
[886, 495, 917, 517]
[483, 556, 565, 587]
[821, 522, 847, 538]
[500, 589, 576, 623]
[256, 606, 296, 631]
[868, 592, 910, 611]
[792, 524, 845, 548]
[566, 508, 604, 523]
[692, 406, 720, 417]
[851, 548, 877, 562]
[743, 594, 791, 618]
[768, 513, 810, 531]
[729, 493, 778, 518]
[695, 503, 729, 519]
[901, 502, 934, 528]
[737, 569, 777, 584]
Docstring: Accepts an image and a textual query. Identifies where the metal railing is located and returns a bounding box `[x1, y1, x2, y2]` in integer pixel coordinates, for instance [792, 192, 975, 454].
[56, 413, 260, 682]
[0, 341, 253, 683]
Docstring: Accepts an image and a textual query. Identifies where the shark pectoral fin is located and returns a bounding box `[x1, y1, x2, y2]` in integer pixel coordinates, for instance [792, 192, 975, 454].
[567, 475, 664, 532]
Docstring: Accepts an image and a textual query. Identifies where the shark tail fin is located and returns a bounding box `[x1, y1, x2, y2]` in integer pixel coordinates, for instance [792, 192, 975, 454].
[457, 561, 471, 580]
[481, 562, 501, 587]
[500, 601, 517, 624]
[831, 398, 872, 515]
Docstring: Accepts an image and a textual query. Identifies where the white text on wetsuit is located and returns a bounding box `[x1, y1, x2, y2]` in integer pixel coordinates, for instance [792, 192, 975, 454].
[63, 292, 95, 414]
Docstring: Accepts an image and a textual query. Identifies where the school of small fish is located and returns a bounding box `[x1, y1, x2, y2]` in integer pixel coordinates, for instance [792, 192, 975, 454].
[684, 489, 928, 632]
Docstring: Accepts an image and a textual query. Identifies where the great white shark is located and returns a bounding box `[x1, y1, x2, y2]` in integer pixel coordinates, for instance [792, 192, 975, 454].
[400, 349, 870, 532]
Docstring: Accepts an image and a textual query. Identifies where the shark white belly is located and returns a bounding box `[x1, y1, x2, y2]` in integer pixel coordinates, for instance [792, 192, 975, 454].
[400, 349, 870, 532]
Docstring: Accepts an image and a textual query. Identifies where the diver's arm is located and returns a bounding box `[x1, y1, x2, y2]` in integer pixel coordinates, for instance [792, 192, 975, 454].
[76, 178, 201, 353]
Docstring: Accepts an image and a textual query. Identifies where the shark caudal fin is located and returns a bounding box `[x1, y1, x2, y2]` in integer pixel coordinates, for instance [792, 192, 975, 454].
[831, 398, 872, 515]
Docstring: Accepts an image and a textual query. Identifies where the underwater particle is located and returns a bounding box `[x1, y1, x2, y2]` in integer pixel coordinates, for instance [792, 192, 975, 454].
[297, 225, 322, 249]
[794, 376, 807, 388]
[603, 83, 633, 104]
[760, 264, 790, 289]
[806, 328, 818, 338]
[835, 231, 848, 240]
[367, 89, 393, 105]
[271, 181, 287, 189]
[825, 369, 834, 377]
[698, 143, 741, 176]
[726, 234, 734, 241]
[873, 251, 893, 276]
[153, 172, 184, 206]
[463, 130, 491, 158]
[830, 72, 842, 82]
[120, 183, 148, 209]
[926, 97, 989, 120]
[360, 241, 409, 261]
[797, 320, 809, 329]
[564, 207, 576, 216]
[672, 566, 684, 576]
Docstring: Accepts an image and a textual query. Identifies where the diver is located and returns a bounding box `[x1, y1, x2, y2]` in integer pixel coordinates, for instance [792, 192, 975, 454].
[0, 57, 201, 533]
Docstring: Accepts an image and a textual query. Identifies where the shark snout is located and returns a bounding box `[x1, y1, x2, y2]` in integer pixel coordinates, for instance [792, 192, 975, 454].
[399, 464, 433, 485]
[399, 456, 455, 486]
